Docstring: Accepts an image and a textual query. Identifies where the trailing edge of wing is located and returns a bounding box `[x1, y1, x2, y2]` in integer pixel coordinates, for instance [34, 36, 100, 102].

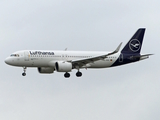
[72, 42, 122, 68]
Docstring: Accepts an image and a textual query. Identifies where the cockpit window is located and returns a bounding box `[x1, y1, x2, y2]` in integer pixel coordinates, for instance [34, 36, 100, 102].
[10, 54, 16, 56]
[10, 54, 19, 57]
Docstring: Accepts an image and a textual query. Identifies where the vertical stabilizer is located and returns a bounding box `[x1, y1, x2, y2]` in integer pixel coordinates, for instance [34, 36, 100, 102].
[121, 28, 145, 54]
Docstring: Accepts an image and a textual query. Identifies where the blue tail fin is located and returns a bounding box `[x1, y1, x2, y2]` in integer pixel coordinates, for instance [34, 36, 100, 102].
[121, 28, 145, 54]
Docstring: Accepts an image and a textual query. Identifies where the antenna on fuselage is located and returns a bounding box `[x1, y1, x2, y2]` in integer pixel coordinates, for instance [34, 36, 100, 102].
[64, 48, 67, 51]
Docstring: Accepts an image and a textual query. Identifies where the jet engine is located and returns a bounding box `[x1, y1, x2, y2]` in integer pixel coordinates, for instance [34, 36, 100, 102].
[55, 61, 72, 72]
[38, 67, 54, 74]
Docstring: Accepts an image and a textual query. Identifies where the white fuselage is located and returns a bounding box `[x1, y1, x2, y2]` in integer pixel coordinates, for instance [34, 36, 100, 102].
[5, 50, 120, 68]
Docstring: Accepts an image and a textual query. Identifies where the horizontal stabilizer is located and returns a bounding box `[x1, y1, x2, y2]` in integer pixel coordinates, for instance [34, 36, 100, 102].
[140, 54, 154, 60]
[130, 54, 153, 60]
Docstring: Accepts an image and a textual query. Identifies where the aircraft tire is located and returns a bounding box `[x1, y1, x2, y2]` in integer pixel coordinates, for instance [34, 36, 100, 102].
[64, 72, 70, 78]
[22, 73, 26, 76]
[76, 72, 82, 77]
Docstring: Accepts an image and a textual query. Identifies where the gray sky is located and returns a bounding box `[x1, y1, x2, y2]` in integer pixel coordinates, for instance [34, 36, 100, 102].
[0, 0, 160, 120]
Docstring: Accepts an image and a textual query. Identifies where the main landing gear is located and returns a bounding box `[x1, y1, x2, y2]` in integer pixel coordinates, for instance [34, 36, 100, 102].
[64, 72, 70, 78]
[64, 71, 82, 78]
[22, 67, 27, 76]
[76, 71, 82, 77]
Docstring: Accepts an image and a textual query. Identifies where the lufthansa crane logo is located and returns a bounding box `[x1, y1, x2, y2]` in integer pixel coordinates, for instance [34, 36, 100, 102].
[129, 39, 141, 52]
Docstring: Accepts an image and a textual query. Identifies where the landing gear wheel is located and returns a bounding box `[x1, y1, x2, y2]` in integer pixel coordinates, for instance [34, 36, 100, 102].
[64, 72, 70, 78]
[76, 71, 82, 77]
[22, 67, 27, 76]
[22, 73, 26, 76]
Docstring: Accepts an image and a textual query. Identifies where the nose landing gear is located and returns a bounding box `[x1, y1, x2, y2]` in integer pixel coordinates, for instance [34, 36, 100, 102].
[22, 67, 27, 76]
[22, 73, 26, 76]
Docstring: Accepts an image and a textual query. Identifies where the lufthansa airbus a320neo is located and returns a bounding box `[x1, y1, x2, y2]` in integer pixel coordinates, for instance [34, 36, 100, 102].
[5, 28, 152, 78]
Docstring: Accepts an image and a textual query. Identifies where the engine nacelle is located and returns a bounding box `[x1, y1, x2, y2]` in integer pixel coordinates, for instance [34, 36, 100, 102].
[38, 67, 54, 74]
[55, 61, 72, 72]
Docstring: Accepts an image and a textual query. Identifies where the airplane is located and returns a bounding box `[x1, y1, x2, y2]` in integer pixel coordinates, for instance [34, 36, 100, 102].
[5, 28, 153, 78]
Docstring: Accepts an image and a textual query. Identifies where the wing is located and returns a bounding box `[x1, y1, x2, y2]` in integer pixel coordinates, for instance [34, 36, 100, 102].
[71, 42, 122, 68]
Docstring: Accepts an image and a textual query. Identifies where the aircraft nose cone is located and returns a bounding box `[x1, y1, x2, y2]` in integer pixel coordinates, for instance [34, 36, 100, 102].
[5, 57, 11, 65]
